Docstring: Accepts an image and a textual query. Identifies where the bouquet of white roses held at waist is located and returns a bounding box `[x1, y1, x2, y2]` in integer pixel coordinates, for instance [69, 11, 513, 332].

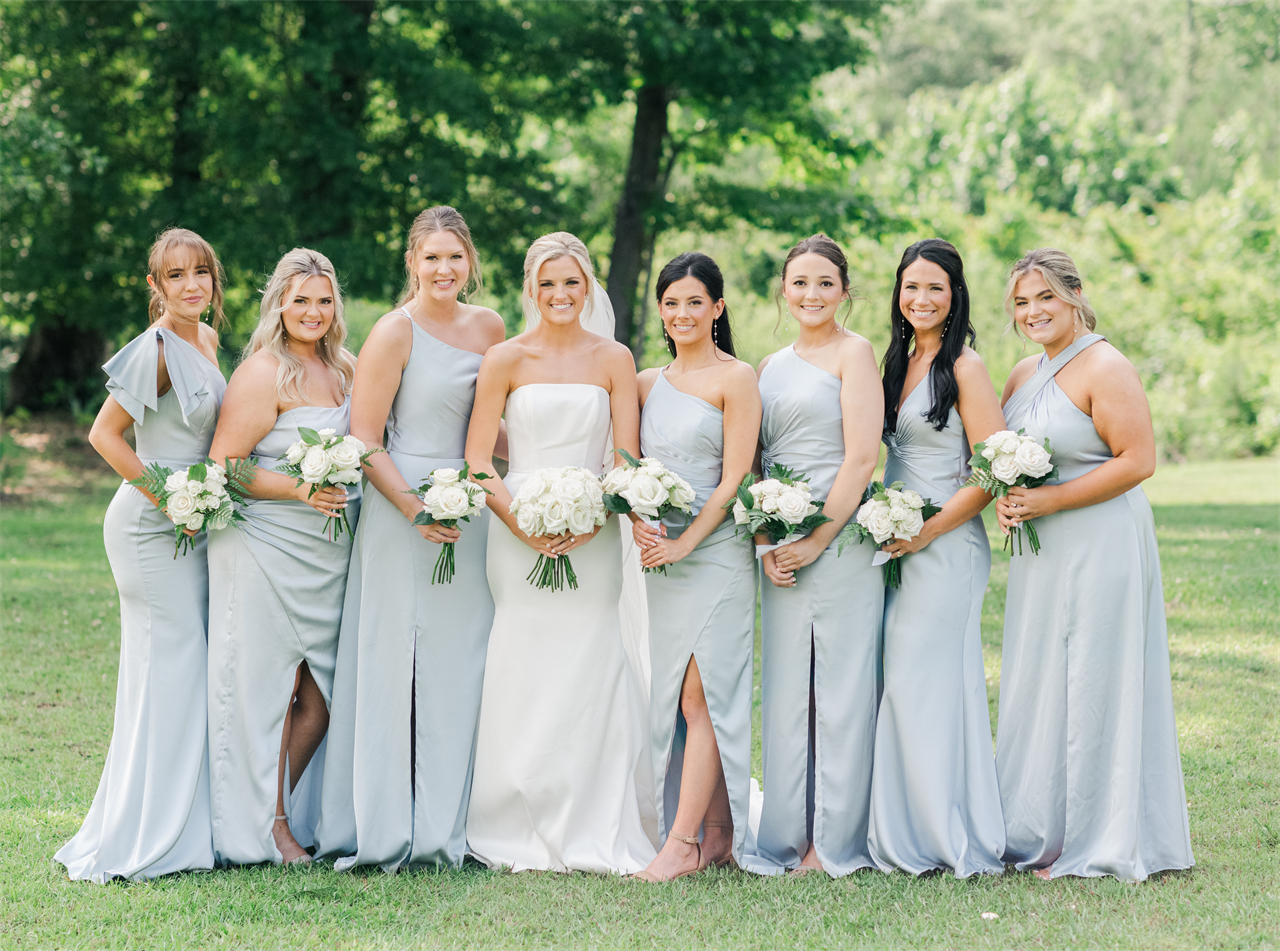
[964, 428, 1058, 555]
[725, 463, 832, 545]
[408, 462, 493, 585]
[130, 457, 257, 557]
[275, 427, 384, 541]
[838, 481, 942, 588]
[509, 466, 608, 591]
[600, 448, 696, 575]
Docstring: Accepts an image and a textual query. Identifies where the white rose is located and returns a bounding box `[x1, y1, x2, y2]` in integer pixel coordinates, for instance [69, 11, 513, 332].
[900, 489, 924, 509]
[733, 499, 749, 525]
[582, 478, 603, 505]
[165, 470, 189, 492]
[328, 441, 362, 472]
[992, 430, 1022, 454]
[990, 454, 1022, 485]
[329, 468, 361, 486]
[551, 476, 585, 503]
[888, 501, 909, 524]
[601, 467, 631, 495]
[317, 428, 337, 438]
[640, 457, 664, 469]
[668, 479, 696, 509]
[657, 470, 676, 489]
[186, 479, 204, 495]
[515, 504, 540, 537]
[621, 472, 666, 518]
[760, 493, 781, 515]
[775, 487, 811, 523]
[1013, 439, 1053, 478]
[566, 499, 597, 535]
[864, 505, 895, 543]
[434, 483, 473, 519]
[758, 480, 782, 499]
[896, 508, 924, 539]
[523, 472, 550, 501]
[166, 488, 197, 522]
[541, 498, 569, 535]
[855, 500, 876, 528]
[431, 467, 461, 485]
[184, 512, 205, 531]
[203, 475, 226, 496]
[285, 441, 307, 465]
[300, 445, 330, 483]
[342, 433, 366, 452]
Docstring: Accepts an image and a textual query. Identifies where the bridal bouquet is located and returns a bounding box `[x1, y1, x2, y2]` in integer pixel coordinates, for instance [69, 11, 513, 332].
[601, 449, 696, 574]
[130, 457, 257, 557]
[410, 463, 492, 584]
[838, 481, 942, 588]
[964, 428, 1058, 555]
[509, 466, 607, 591]
[726, 464, 832, 544]
[276, 427, 383, 541]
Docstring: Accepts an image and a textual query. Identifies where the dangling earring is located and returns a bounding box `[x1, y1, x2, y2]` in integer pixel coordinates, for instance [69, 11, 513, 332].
[713, 319, 719, 347]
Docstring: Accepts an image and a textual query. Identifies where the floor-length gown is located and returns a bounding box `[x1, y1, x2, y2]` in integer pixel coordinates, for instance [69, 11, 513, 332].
[466, 384, 657, 873]
[56, 328, 224, 882]
[641, 371, 755, 864]
[207, 400, 360, 865]
[316, 314, 494, 871]
[997, 333, 1193, 881]
[743, 345, 885, 877]
[866, 378, 1005, 876]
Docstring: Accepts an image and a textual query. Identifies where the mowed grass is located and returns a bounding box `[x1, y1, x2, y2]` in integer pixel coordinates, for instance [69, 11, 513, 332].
[0, 456, 1277, 950]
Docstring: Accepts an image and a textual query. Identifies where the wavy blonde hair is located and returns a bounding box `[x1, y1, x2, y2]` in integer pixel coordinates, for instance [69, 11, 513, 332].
[1004, 247, 1098, 334]
[246, 248, 357, 404]
[521, 231, 602, 329]
[147, 228, 226, 329]
[397, 205, 482, 306]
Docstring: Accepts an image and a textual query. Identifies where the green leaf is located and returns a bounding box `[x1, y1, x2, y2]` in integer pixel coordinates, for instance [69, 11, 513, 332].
[614, 447, 642, 469]
[602, 494, 633, 515]
[187, 462, 207, 484]
[298, 427, 322, 446]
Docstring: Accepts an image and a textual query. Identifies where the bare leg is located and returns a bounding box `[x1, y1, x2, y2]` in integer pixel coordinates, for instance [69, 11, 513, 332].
[699, 770, 734, 869]
[273, 662, 328, 864]
[636, 656, 722, 882]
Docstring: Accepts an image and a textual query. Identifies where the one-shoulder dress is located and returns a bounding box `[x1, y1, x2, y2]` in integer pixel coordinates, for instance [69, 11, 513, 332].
[207, 400, 360, 865]
[641, 370, 755, 864]
[55, 327, 225, 882]
[316, 313, 494, 871]
[744, 345, 885, 876]
[867, 377, 1005, 876]
[997, 334, 1193, 881]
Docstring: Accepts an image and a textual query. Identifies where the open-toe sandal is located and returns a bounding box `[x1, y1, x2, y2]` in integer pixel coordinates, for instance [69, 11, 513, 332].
[629, 833, 701, 882]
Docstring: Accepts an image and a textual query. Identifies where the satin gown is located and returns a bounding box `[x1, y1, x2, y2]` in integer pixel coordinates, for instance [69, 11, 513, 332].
[744, 345, 885, 877]
[207, 399, 360, 865]
[55, 328, 224, 882]
[641, 371, 755, 864]
[997, 334, 1194, 881]
[466, 384, 657, 873]
[316, 313, 494, 871]
[866, 378, 1005, 876]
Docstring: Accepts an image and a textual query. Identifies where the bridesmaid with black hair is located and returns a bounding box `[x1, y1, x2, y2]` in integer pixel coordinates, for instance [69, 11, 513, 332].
[866, 239, 1007, 877]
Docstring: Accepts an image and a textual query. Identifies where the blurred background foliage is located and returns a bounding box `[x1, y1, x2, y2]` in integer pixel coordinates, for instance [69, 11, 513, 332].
[1, 0, 1276, 460]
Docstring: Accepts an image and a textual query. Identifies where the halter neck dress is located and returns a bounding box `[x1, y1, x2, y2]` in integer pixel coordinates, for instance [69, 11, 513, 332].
[55, 327, 225, 882]
[316, 309, 494, 871]
[640, 370, 755, 864]
[866, 375, 1004, 876]
[743, 345, 885, 877]
[997, 334, 1193, 881]
[207, 398, 360, 865]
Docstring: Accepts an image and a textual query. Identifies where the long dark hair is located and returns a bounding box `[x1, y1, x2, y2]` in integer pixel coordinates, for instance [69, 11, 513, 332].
[655, 252, 736, 358]
[882, 238, 976, 433]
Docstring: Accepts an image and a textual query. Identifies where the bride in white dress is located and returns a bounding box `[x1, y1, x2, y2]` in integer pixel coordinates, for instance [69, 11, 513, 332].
[463, 232, 658, 873]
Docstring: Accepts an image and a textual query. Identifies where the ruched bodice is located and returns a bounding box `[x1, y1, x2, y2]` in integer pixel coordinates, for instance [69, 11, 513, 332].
[759, 346, 843, 504]
[640, 371, 723, 532]
[385, 316, 483, 465]
[503, 384, 611, 482]
[884, 379, 972, 505]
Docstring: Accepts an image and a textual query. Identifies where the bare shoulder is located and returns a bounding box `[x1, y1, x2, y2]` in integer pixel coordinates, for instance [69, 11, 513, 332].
[954, 346, 992, 381]
[838, 331, 876, 365]
[478, 335, 527, 373]
[1081, 339, 1135, 373]
[197, 322, 221, 352]
[756, 351, 776, 377]
[593, 335, 637, 371]
[1005, 354, 1040, 389]
[637, 366, 661, 402]
[723, 357, 761, 391]
[363, 310, 414, 351]
[465, 304, 507, 345]
[228, 348, 280, 391]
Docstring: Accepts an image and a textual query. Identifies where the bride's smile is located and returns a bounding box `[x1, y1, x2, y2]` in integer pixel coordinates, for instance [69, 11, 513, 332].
[535, 256, 587, 325]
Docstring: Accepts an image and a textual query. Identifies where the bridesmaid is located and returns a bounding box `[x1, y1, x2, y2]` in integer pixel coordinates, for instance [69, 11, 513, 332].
[744, 234, 885, 877]
[866, 239, 1007, 877]
[315, 207, 505, 871]
[56, 228, 226, 882]
[632, 253, 761, 881]
[207, 248, 360, 865]
[995, 248, 1193, 881]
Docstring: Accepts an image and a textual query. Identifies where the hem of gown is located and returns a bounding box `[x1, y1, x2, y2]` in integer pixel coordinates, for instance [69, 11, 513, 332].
[739, 854, 878, 878]
[466, 850, 645, 876]
[1020, 856, 1196, 883]
[56, 852, 214, 884]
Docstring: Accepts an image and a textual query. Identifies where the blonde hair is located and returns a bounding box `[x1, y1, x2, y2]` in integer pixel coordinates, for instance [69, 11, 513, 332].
[1004, 248, 1098, 333]
[397, 205, 481, 306]
[521, 231, 598, 329]
[246, 248, 357, 404]
[147, 228, 226, 329]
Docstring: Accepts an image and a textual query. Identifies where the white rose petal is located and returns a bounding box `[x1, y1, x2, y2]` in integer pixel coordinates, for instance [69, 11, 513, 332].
[621, 472, 665, 518]
[1014, 439, 1053, 478]
[668, 479, 696, 510]
[901, 489, 924, 509]
[566, 499, 597, 535]
[775, 487, 811, 523]
[896, 509, 924, 539]
[165, 470, 189, 492]
[433, 484, 473, 520]
[431, 467, 461, 485]
[551, 476, 585, 503]
[285, 441, 307, 465]
[300, 445, 330, 483]
[342, 434, 366, 452]
[328, 442, 362, 472]
[515, 505, 539, 536]
[541, 498, 569, 536]
[317, 428, 337, 438]
[601, 467, 632, 495]
[167, 489, 197, 522]
[733, 499, 749, 525]
[865, 506, 895, 543]
[990, 454, 1022, 485]
[184, 512, 205, 531]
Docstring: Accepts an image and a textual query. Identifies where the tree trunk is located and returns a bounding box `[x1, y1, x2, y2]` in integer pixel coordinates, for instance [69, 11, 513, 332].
[607, 85, 671, 349]
[6, 317, 108, 412]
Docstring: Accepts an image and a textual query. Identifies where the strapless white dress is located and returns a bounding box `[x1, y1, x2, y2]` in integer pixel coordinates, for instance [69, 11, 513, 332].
[466, 384, 657, 873]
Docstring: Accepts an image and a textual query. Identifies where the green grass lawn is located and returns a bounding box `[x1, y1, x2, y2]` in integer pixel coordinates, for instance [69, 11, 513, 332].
[1, 453, 1277, 950]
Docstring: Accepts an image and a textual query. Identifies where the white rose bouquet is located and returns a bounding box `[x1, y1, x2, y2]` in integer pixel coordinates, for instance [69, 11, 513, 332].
[130, 457, 257, 557]
[275, 427, 384, 541]
[600, 449, 696, 574]
[724, 463, 832, 545]
[838, 481, 942, 588]
[964, 428, 1058, 555]
[508, 465, 608, 591]
[408, 462, 493, 584]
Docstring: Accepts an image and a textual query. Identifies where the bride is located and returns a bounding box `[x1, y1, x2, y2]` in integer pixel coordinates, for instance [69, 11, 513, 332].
[463, 232, 657, 873]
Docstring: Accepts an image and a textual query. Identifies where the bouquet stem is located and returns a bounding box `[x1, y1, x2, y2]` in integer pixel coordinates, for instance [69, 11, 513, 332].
[1003, 520, 1042, 556]
[527, 553, 579, 591]
[432, 542, 456, 585]
[884, 558, 902, 589]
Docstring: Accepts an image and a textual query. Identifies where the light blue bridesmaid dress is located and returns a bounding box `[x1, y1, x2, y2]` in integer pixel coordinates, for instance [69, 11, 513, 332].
[55, 327, 224, 882]
[866, 377, 1005, 876]
[640, 371, 755, 864]
[316, 311, 494, 871]
[744, 345, 885, 877]
[207, 399, 360, 865]
[997, 333, 1193, 881]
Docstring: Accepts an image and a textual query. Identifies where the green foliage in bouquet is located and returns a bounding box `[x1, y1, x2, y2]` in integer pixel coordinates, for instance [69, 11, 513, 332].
[725, 463, 833, 544]
[837, 480, 942, 588]
[965, 428, 1059, 555]
[408, 462, 493, 585]
[130, 457, 257, 557]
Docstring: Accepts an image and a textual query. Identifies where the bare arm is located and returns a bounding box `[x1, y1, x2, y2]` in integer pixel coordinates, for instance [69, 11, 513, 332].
[464, 347, 522, 536]
[89, 398, 157, 505]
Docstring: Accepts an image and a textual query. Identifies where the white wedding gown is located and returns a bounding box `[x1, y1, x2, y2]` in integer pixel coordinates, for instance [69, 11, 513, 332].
[466, 383, 658, 873]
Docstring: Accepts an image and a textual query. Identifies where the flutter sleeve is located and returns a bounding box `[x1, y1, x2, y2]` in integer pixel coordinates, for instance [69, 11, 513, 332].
[102, 329, 161, 426]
